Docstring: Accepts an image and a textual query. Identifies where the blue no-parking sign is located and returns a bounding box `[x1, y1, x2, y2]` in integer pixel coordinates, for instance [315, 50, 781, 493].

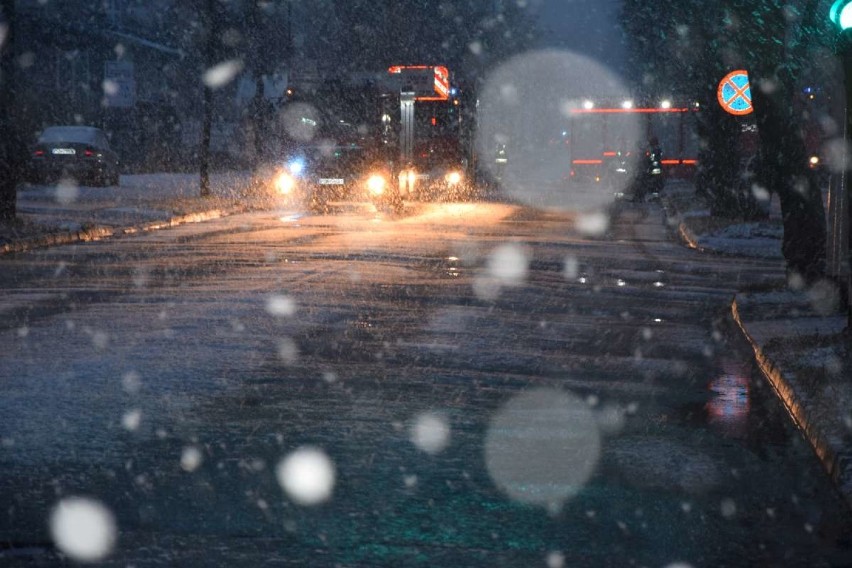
[717, 70, 753, 116]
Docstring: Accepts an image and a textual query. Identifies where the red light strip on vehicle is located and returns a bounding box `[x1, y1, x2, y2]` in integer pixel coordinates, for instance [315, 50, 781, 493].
[388, 65, 432, 73]
[570, 108, 691, 114]
[572, 158, 697, 165]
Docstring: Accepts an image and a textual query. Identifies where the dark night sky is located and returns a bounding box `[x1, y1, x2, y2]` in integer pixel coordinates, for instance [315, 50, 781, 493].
[534, 0, 627, 76]
[285, 0, 630, 87]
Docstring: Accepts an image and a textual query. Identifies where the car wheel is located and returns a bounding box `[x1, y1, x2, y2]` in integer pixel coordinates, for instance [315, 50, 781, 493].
[308, 196, 328, 214]
[385, 194, 404, 215]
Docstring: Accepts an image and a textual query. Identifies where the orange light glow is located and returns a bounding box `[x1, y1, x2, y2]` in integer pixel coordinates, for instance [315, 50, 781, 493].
[572, 159, 603, 165]
[389, 65, 431, 73]
[388, 65, 450, 101]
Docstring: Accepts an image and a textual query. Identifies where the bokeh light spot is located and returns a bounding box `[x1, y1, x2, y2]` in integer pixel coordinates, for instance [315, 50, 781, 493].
[410, 412, 451, 455]
[50, 497, 117, 563]
[276, 446, 336, 506]
[484, 388, 601, 509]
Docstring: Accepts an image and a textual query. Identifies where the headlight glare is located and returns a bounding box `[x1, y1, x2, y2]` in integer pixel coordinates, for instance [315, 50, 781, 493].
[288, 158, 305, 175]
[367, 174, 386, 195]
[275, 172, 296, 195]
[446, 171, 462, 185]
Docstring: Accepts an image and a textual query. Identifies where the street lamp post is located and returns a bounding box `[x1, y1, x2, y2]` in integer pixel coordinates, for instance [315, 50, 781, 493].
[829, 0, 852, 330]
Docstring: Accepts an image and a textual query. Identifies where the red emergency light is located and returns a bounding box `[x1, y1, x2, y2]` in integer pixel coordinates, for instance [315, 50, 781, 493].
[570, 107, 692, 114]
[570, 157, 698, 166]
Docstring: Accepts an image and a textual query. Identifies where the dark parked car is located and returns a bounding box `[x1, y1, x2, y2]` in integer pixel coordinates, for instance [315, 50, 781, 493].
[30, 126, 121, 187]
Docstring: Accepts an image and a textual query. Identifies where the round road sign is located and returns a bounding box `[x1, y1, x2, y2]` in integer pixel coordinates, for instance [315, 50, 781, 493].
[717, 70, 753, 116]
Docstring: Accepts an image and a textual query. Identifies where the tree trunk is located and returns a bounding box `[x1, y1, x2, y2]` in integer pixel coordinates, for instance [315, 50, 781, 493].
[735, 1, 828, 282]
[752, 83, 826, 281]
[695, 98, 743, 218]
[251, 76, 265, 167]
[199, 0, 216, 198]
[0, 0, 21, 220]
[200, 82, 212, 198]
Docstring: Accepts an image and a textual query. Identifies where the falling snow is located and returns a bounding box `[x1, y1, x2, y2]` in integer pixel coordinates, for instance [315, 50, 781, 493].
[49, 497, 117, 563]
[276, 447, 336, 506]
[202, 59, 244, 89]
[410, 412, 451, 455]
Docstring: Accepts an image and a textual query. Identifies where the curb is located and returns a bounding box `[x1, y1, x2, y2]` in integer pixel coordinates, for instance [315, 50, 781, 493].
[731, 296, 852, 510]
[659, 193, 702, 251]
[664, 187, 852, 507]
[1, 202, 256, 256]
[1, 225, 117, 255]
[677, 221, 701, 250]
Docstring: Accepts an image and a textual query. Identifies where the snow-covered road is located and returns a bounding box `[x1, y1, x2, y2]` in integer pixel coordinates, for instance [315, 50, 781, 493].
[1, 200, 850, 566]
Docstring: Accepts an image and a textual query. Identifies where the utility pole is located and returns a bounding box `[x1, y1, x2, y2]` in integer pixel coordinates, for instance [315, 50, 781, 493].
[0, 0, 20, 220]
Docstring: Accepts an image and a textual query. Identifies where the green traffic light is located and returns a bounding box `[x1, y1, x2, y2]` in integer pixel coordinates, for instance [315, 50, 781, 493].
[831, 0, 852, 30]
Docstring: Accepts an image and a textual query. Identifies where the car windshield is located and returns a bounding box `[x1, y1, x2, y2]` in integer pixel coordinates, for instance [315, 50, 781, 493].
[2, 2, 852, 566]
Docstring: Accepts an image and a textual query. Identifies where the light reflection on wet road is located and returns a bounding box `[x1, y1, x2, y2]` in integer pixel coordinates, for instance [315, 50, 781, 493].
[1, 199, 850, 566]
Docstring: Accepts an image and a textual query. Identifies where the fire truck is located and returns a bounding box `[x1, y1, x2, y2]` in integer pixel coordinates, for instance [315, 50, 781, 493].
[258, 66, 472, 213]
[379, 65, 473, 201]
[564, 99, 701, 192]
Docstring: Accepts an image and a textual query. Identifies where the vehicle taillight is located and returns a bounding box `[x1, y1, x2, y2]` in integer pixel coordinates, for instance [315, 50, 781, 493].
[84, 148, 95, 157]
[34, 149, 45, 157]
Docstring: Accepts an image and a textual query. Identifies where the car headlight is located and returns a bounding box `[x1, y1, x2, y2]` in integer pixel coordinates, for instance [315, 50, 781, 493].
[398, 169, 417, 189]
[275, 172, 296, 195]
[367, 174, 386, 195]
[288, 158, 305, 175]
[445, 171, 463, 185]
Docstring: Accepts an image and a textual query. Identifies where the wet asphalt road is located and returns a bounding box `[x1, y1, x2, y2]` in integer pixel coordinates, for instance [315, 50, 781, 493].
[1, 198, 851, 567]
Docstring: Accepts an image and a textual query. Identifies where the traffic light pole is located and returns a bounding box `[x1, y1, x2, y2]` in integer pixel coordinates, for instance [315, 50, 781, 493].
[842, 32, 852, 330]
[830, 1, 852, 331]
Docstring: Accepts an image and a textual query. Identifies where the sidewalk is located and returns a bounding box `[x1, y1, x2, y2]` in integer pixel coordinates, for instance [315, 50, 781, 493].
[1, 172, 274, 255]
[663, 180, 852, 509]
